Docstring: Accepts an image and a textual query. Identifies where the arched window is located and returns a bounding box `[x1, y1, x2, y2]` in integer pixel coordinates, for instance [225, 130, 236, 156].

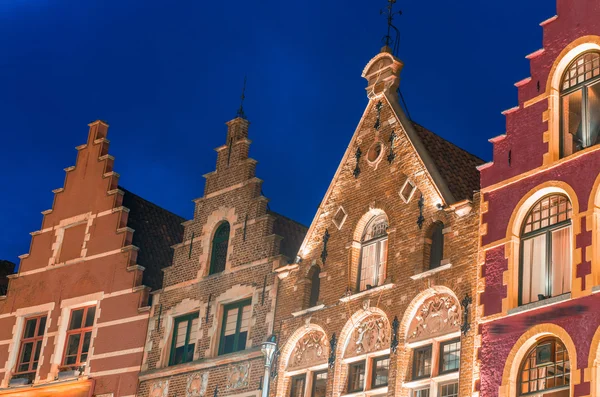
[429, 222, 444, 269]
[308, 266, 321, 308]
[209, 222, 230, 275]
[358, 214, 388, 291]
[560, 51, 600, 157]
[518, 337, 570, 396]
[520, 195, 572, 305]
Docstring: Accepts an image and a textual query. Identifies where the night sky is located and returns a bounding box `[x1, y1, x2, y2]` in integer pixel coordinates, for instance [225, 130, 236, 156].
[1, 0, 555, 265]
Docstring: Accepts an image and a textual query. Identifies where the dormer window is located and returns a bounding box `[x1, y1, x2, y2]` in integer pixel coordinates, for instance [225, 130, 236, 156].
[357, 214, 388, 291]
[560, 51, 600, 157]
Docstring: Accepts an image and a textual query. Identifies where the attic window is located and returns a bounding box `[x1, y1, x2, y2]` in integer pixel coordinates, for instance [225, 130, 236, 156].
[400, 179, 417, 203]
[367, 142, 384, 164]
[333, 206, 348, 230]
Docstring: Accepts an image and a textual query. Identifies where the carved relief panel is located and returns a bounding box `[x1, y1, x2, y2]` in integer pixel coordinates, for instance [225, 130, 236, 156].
[150, 380, 169, 397]
[226, 362, 250, 390]
[344, 314, 390, 358]
[407, 294, 460, 342]
[288, 330, 329, 370]
[187, 372, 208, 397]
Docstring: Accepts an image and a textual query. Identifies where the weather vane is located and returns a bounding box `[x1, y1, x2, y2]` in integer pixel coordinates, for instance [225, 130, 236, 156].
[236, 76, 247, 119]
[380, 0, 402, 55]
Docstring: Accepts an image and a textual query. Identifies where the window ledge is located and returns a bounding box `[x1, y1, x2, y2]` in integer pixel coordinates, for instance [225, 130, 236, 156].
[291, 304, 325, 317]
[339, 283, 395, 303]
[340, 386, 388, 397]
[410, 263, 452, 281]
[507, 293, 571, 315]
[592, 285, 600, 293]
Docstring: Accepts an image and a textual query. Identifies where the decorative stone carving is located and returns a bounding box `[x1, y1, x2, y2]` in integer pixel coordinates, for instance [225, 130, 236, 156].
[187, 372, 208, 397]
[226, 363, 250, 390]
[150, 380, 169, 397]
[408, 294, 461, 342]
[288, 330, 328, 370]
[345, 315, 390, 358]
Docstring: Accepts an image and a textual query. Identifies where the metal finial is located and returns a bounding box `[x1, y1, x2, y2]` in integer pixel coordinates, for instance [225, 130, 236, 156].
[380, 0, 402, 55]
[236, 76, 247, 119]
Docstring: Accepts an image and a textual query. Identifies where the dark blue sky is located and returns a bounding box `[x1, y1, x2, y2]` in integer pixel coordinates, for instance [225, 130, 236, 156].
[1, 0, 555, 264]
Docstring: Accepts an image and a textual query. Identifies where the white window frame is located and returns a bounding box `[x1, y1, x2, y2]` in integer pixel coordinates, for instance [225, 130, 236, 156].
[340, 348, 390, 397]
[285, 362, 329, 397]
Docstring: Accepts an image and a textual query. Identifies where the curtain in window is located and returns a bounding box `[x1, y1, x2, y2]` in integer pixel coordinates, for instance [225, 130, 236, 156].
[552, 226, 572, 296]
[521, 234, 547, 305]
[360, 243, 377, 291]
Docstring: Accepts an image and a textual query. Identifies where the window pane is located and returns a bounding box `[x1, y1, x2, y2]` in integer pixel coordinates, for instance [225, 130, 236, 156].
[85, 307, 96, 327]
[176, 320, 188, 348]
[414, 389, 430, 397]
[239, 305, 251, 333]
[19, 342, 33, 367]
[413, 346, 432, 379]
[551, 226, 572, 296]
[440, 382, 459, 397]
[441, 340, 461, 373]
[37, 317, 47, 336]
[348, 361, 366, 392]
[24, 319, 37, 339]
[69, 309, 84, 330]
[313, 371, 327, 397]
[81, 332, 92, 355]
[236, 331, 248, 352]
[562, 89, 584, 156]
[360, 243, 377, 291]
[290, 375, 305, 397]
[222, 334, 236, 355]
[373, 356, 390, 387]
[521, 234, 548, 305]
[33, 340, 42, 362]
[587, 80, 600, 148]
[377, 239, 388, 286]
[224, 308, 239, 336]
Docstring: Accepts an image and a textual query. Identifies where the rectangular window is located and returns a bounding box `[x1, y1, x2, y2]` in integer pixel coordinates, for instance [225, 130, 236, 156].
[63, 306, 95, 367]
[15, 315, 47, 374]
[359, 239, 388, 291]
[347, 360, 366, 393]
[414, 388, 430, 397]
[290, 374, 306, 397]
[169, 312, 199, 366]
[219, 299, 251, 355]
[413, 345, 432, 380]
[371, 355, 390, 388]
[521, 234, 548, 305]
[440, 382, 459, 397]
[439, 339, 461, 374]
[312, 370, 327, 397]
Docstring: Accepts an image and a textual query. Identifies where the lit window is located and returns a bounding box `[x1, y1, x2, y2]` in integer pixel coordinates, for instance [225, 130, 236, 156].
[412, 345, 432, 380]
[219, 300, 251, 355]
[440, 382, 459, 397]
[63, 306, 95, 367]
[290, 374, 306, 397]
[347, 360, 366, 393]
[519, 338, 570, 396]
[308, 266, 321, 308]
[312, 370, 327, 397]
[439, 339, 461, 374]
[372, 355, 390, 388]
[520, 195, 572, 305]
[429, 222, 444, 269]
[358, 214, 388, 291]
[169, 313, 199, 366]
[209, 222, 230, 275]
[15, 315, 46, 375]
[560, 51, 600, 157]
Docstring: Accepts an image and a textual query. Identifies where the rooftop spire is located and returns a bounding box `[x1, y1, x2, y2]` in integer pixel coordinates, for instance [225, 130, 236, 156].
[236, 76, 247, 119]
[380, 0, 402, 55]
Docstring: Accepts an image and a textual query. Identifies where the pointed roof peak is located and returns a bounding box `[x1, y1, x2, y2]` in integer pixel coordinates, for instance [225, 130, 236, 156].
[236, 76, 247, 120]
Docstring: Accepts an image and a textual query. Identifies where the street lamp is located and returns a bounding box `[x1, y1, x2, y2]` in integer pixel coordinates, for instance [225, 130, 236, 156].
[261, 334, 277, 397]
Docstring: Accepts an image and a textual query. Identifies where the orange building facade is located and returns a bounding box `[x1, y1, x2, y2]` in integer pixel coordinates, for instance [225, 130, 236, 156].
[0, 122, 183, 397]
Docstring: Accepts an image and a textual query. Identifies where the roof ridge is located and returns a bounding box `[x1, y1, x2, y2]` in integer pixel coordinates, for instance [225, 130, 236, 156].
[118, 186, 186, 222]
[411, 121, 486, 164]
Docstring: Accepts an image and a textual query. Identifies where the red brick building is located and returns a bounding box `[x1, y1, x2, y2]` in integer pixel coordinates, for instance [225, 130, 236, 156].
[0, 121, 183, 397]
[136, 113, 306, 397]
[271, 46, 483, 397]
[477, 1, 600, 396]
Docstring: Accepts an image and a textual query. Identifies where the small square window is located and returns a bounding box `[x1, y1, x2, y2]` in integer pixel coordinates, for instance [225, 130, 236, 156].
[169, 312, 199, 366]
[347, 360, 366, 393]
[440, 339, 461, 374]
[290, 374, 306, 397]
[400, 179, 417, 203]
[412, 345, 432, 380]
[440, 382, 459, 397]
[332, 206, 348, 230]
[371, 355, 390, 388]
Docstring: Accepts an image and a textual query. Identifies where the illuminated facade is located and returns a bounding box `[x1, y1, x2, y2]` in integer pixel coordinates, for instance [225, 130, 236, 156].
[0, 122, 184, 397]
[271, 46, 483, 397]
[477, 1, 600, 396]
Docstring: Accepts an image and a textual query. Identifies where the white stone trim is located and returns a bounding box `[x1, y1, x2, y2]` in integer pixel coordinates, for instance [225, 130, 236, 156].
[410, 262, 452, 280]
[96, 314, 148, 328]
[88, 366, 141, 377]
[91, 347, 144, 360]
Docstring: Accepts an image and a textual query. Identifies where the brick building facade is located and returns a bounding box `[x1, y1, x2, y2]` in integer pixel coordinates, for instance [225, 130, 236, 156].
[271, 48, 483, 397]
[136, 114, 306, 397]
[0, 121, 183, 397]
[476, 1, 600, 396]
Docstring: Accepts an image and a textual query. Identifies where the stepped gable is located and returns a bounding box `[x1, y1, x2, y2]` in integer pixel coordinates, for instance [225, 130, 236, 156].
[411, 122, 484, 201]
[269, 210, 308, 261]
[120, 187, 185, 291]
